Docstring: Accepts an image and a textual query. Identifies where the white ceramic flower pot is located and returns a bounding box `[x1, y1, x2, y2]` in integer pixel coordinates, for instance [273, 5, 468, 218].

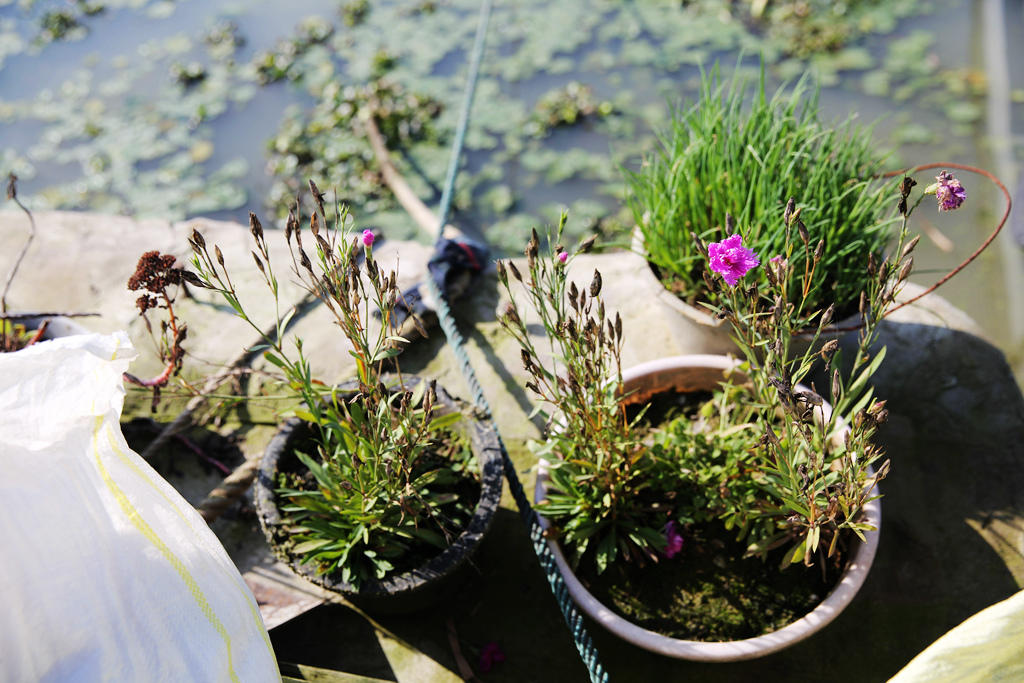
[534, 354, 882, 662]
[629, 229, 868, 357]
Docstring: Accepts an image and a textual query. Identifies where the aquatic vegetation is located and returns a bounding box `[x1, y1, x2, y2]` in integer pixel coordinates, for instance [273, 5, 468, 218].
[265, 77, 444, 220]
[527, 82, 615, 138]
[0, 0, 991, 253]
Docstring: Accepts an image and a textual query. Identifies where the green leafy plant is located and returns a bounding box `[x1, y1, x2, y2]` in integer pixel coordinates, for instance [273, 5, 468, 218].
[498, 216, 681, 573]
[502, 172, 941, 579]
[627, 65, 896, 320]
[188, 186, 477, 588]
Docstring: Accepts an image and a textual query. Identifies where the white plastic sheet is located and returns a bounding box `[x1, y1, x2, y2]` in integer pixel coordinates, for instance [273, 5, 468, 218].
[0, 332, 278, 682]
[890, 589, 1024, 682]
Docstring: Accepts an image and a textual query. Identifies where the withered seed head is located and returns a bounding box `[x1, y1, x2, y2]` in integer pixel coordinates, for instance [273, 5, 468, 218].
[249, 212, 264, 243]
[589, 269, 602, 297]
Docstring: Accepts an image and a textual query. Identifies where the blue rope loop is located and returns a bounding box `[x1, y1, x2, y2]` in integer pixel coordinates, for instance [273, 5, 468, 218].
[423, 2, 609, 680]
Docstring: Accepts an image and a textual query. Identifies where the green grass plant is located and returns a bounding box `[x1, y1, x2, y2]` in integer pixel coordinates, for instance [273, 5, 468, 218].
[627, 65, 897, 316]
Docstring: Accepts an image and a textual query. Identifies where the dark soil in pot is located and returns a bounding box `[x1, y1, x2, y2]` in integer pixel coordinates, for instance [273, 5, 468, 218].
[580, 380, 857, 641]
[575, 522, 848, 641]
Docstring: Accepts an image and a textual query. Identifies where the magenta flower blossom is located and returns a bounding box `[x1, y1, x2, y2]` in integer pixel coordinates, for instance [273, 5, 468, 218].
[934, 170, 966, 212]
[362, 229, 375, 247]
[557, 251, 568, 264]
[663, 521, 684, 559]
[707, 233, 760, 286]
[478, 641, 506, 673]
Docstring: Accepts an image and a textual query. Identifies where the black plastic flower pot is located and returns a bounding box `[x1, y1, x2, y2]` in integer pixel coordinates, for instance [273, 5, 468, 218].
[254, 377, 503, 614]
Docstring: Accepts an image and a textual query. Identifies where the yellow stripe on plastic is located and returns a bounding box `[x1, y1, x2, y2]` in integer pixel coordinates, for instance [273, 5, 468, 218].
[100, 423, 276, 661]
[92, 415, 241, 683]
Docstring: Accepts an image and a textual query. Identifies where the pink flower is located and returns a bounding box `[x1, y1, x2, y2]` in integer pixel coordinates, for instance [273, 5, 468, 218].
[934, 170, 966, 211]
[362, 229, 375, 247]
[663, 521, 684, 559]
[707, 233, 760, 286]
[769, 255, 782, 265]
[557, 251, 568, 264]
[478, 641, 505, 673]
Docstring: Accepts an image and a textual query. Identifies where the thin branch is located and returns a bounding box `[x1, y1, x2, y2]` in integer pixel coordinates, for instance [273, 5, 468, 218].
[2, 175, 36, 316]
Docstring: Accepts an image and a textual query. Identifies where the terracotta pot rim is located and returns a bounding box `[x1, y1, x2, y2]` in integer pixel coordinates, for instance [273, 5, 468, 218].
[535, 354, 882, 661]
[255, 376, 504, 600]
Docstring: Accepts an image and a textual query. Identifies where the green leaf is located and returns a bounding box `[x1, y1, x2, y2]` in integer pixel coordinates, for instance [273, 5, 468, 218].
[292, 538, 332, 554]
[264, 351, 286, 368]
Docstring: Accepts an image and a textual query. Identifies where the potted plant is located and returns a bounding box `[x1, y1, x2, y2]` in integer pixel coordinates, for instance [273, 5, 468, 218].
[497, 182, 934, 659]
[187, 190, 502, 610]
[625, 65, 896, 352]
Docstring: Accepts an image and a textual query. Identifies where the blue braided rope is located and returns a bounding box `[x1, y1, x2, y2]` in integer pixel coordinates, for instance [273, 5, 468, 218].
[425, 2, 609, 681]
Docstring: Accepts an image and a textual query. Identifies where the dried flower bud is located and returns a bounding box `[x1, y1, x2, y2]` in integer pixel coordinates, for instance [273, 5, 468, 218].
[797, 220, 809, 245]
[900, 176, 917, 199]
[191, 228, 206, 250]
[214, 245, 225, 266]
[308, 179, 325, 215]
[526, 229, 539, 268]
[589, 269, 602, 297]
[784, 198, 795, 225]
[901, 235, 921, 260]
[814, 240, 824, 263]
[614, 311, 622, 340]
[520, 348, 533, 372]
[496, 260, 507, 284]
[299, 248, 312, 272]
[578, 234, 597, 254]
[285, 210, 299, 244]
[252, 251, 265, 275]
[502, 303, 520, 326]
[724, 213, 735, 234]
[821, 303, 834, 327]
[691, 231, 708, 259]
[898, 257, 914, 283]
[249, 212, 264, 242]
[820, 338, 839, 359]
[179, 270, 208, 288]
[867, 252, 877, 277]
[831, 368, 841, 399]
[310, 212, 320, 237]
[6, 173, 16, 200]
[508, 261, 523, 283]
[568, 281, 579, 307]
